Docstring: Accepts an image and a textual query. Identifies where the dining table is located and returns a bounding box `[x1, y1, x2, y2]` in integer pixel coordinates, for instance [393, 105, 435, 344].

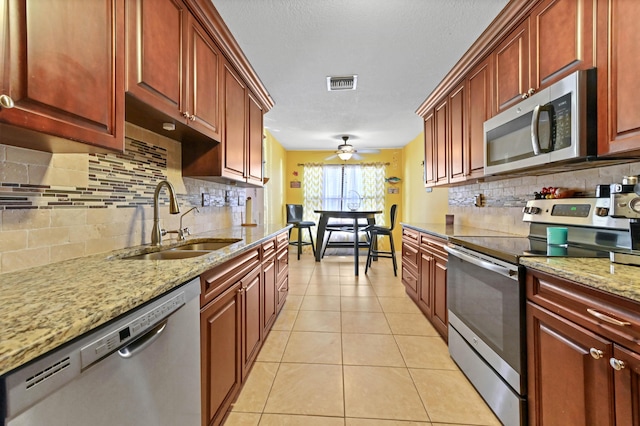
[314, 209, 381, 275]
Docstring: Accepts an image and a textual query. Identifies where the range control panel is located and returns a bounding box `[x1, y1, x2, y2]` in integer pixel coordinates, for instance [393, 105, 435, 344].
[80, 292, 185, 369]
[522, 198, 628, 230]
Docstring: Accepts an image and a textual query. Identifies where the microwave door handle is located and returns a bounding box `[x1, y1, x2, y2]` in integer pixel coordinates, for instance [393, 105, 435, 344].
[531, 104, 554, 155]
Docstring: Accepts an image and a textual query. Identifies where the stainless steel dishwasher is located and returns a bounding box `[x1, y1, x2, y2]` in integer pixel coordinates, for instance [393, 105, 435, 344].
[2, 277, 201, 426]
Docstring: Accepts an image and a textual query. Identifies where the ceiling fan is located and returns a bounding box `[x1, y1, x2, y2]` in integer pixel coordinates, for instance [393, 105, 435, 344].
[325, 136, 380, 161]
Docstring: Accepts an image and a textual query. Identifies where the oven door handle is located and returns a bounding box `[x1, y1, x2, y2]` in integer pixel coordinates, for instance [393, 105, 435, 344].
[444, 245, 518, 280]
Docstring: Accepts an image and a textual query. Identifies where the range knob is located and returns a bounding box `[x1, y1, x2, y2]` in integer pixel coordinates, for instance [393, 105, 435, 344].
[523, 206, 541, 215]
[595, 207, 610, 217]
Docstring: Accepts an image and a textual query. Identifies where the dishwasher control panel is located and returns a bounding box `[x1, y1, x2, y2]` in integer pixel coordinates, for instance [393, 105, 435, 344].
[80, 292, 185, 369]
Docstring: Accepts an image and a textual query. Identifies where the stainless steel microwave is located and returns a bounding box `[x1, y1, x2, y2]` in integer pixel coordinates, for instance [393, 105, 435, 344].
[483, 69, 597, 176]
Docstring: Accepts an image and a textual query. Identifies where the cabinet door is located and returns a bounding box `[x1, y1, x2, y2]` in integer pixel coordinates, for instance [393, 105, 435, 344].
[527, 301, 615, 426]
[530, 0, 594, 90]
[0, 0, 124, 152]
[493, 19, 530, 114]
[222, 61, 247, 180]
[418, 250, 433, 317]
[247, 91, 264, 185]
[185, 14, 221, 141]
[126, 0, 185, 121]
[263, 256, 277, 335]
[596, 0, 640, 155]
[434, 98, 449, 185]
[466, 57, 491, 178]
[612, 344, 640, 426]
[448, 83, 466, 183]
[201, 281, 242, 426]
[423, 110, 436, 186]
[242, 267, 262, 380]
[431, 252, 448, 340]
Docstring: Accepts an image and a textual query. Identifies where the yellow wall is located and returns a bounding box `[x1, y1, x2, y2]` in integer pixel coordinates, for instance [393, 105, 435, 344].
[263, 130, 287, 225]
[285, 149, 403, 249]
[401, 133, 449, 223]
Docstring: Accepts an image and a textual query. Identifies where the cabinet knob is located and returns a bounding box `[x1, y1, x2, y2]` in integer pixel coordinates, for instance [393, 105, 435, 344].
[610, 358, 626, 371]
[527, 88, 536, 96]
[189, 114, 196, 121]
[0, 94, 15, 109]
[521, 92, 529, 100]
[182, 111, 190, 118]
[589, 348, 604, 359]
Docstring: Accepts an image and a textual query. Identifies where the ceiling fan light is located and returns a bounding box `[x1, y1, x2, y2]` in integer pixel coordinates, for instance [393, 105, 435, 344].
[337, 151, 353, 161]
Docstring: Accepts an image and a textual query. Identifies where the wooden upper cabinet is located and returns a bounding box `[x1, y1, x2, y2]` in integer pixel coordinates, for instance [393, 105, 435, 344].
[448, 82, 466, 183]
[125, 0, 221, 142]
[530, 0, 594, 90]
[466, 57, 492, 178]
[597, 0, 640, 156]
[434, 98, 449, 185]
[423, 111, 436, 186]
[222, 60, 247, 181]
[247, 91, 264, 186]
[126, 0, 185, 119]
[493, 18, 530, 114]
[0, 0, 124, 152]
[186, 14, 221, 142]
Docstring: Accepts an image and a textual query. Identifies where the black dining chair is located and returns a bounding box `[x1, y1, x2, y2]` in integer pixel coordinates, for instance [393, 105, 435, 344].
[321, 219, 371, 258]
[286, 204, 316, 260]
[365, 204, 398, 276]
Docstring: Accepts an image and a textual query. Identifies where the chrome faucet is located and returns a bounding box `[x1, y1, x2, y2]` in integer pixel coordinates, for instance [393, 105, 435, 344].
[166, 207, 199, 240]
[151, 180, 180, 246]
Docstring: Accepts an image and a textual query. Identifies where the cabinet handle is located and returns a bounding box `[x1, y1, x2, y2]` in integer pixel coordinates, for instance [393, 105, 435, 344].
[0, 94, 15, 109]
[589, 348, 604, 359]
[586, 308, 631, 327]
[610, 358, 626, 371]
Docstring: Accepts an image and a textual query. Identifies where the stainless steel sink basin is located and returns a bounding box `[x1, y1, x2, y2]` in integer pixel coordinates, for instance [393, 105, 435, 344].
[175, 239, 241, 251]
[122, 238, 242, 260]
[123, 250, 210, 260]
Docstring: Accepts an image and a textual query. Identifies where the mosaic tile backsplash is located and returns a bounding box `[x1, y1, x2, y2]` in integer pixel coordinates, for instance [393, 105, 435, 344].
[0, 124, 252, 273]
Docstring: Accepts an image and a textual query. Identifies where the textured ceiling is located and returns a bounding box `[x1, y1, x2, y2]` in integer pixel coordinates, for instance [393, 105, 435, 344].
[212, 0, 509, 152]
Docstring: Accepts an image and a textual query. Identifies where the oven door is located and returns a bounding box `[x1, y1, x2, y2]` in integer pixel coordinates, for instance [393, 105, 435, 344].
[445, 244, 525, 393]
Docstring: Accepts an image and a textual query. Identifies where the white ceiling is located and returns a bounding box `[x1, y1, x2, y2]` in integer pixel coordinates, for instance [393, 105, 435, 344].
[212, 0, 509, 152]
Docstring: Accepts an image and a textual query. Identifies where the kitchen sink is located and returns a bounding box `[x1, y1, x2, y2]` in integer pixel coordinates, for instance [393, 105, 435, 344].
[122, 238, 242, 260]
[123, 250, 210, 260]
[174, 239, 241, 251]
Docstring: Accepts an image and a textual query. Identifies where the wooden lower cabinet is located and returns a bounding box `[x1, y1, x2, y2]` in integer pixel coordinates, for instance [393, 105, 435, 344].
[401, 227, 448, 341]
[200, 281, 242, 426]
[200, 233, 289, 426]
[526, 268, 640, 426]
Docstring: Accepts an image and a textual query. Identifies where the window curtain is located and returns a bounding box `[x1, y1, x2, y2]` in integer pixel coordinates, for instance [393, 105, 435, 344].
[302, 163, 386, 252]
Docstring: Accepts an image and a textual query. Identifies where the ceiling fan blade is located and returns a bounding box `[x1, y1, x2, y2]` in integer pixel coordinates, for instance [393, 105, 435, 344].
[351, 153, 363, 160]
[357, 149, 380, 154]
[325, 154, 338, 160]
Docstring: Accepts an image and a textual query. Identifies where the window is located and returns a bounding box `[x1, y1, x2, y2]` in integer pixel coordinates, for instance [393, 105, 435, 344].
[303, 163, 386, 226]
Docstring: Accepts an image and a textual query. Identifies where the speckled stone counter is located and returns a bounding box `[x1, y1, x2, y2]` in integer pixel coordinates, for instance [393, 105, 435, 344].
[401, 222, 522, 239]
[520, 257, 640, 304]
[0, 224, 290, 377]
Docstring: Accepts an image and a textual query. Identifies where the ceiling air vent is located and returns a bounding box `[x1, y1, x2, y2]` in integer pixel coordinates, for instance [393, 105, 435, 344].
[327, 75, 357, 91]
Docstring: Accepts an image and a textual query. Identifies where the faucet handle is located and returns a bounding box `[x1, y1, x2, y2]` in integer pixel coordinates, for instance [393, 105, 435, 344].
[161, 229, 168, 237]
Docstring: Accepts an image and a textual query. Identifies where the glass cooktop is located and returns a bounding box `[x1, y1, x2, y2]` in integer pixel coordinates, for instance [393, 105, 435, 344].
[448, 236, 611, 265]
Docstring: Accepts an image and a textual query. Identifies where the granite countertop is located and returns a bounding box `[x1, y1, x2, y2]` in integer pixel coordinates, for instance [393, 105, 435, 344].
[520, 257, 640, 304]
[401, 222, 522, 239]
[0, 224, 290, 377]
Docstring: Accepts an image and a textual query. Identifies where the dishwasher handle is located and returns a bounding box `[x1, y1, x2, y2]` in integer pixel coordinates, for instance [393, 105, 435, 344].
[118, 320, 168, 359]
[444, 245, 518, 280]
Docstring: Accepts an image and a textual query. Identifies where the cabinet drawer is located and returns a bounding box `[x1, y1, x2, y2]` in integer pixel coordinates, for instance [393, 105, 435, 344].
[277, 276, 288, 311]
[276, 247, 289, 281]
[276, 231, 289, 249]
[262, 238, 276, 259]
[402, 227, 420, 244]
[420, 233, 447, 257]
[402, 240, 419, 270]
[402, 265, 419, 294]
[527, 269, 640, 351]
[200, 247, 260, 307]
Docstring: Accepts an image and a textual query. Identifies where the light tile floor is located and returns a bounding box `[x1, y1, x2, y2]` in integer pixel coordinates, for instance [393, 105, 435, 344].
[223, 252, 501, 426]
